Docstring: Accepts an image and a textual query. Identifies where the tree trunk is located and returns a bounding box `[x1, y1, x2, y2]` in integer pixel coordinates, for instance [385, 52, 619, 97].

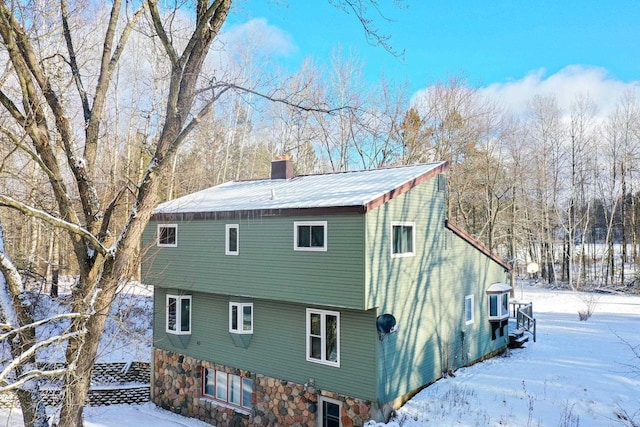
[16, 386, 48, 427]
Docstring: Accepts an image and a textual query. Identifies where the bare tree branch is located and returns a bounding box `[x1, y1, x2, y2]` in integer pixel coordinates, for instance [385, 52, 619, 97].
[0, 330, 85, 387]
[197, 81, 353, 114]
[0, 195, 108, 255]
[0, 313, 85, 341]
[0, 367, 67, 392]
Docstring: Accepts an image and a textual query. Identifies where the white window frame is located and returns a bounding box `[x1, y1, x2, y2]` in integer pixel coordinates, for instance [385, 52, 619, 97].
[391, 222, 415, 258]
[166, 294, 192, 334]
[157, 224, 178, 247]
[294, 221, 327, 252]
[488, 292, 510, 320]
[202, 367, 253, 410]
[318, 396, 342, 427]
[437, 173, 446, 192]
[464, 295, 474, 325]
[225, 224, 239, 255]
[306, 308, 340, 367]
[229, 302, 253, 334]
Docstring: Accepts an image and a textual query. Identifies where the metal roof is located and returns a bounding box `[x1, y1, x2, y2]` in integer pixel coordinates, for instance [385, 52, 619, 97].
[154, 161, 448, 214]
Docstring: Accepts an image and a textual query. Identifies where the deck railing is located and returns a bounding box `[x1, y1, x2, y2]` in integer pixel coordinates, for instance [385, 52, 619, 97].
[510, 301, 537, 342]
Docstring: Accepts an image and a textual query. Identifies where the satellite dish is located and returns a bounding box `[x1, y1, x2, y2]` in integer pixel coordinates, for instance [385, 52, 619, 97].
[376, 314, 397, 334]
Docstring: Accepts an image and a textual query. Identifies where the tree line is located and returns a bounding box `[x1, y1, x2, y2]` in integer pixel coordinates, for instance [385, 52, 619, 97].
[7, 65, 637, 293]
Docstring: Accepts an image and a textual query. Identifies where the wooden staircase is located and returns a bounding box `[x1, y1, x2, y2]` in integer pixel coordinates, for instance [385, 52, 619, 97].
[508, 301, 536, 348]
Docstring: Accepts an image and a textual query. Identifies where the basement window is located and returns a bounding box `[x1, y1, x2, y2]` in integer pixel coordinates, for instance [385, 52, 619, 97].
[202, 368, 253, 410]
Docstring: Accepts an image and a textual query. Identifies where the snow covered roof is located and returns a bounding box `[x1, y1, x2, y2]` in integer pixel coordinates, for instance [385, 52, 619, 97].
[154, 162, 448, 215]
[486, 283, 512, 293]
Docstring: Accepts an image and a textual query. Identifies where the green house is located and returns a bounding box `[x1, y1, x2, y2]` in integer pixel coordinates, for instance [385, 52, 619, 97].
[142, 159, 511, 427]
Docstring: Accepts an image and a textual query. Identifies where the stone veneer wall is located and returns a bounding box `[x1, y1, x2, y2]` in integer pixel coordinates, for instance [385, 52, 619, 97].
[153, 348, 374, 427]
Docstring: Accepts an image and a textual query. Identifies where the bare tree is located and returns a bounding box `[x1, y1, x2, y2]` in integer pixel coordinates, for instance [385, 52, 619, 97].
[0, 1, 234, 425]
[0, 2, 404, 425]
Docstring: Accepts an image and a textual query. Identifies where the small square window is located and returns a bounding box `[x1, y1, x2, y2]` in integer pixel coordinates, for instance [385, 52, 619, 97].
[294, 221, 327, 251]
[229, 302, 253, 334]
[464, 295, 474, 325]
[157, 224, 177, 247]
[391, 222, 415, 257]
[166, 294, 191, 334]
[226, 224, 239, 255]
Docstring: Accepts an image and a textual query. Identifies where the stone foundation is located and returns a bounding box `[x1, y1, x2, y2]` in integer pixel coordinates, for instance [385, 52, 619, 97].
[153, 348, 374, 427]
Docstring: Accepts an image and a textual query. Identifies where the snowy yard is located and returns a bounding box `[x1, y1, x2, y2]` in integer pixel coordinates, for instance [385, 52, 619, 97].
[1, 283, 639, 426]
[376, 284, 640, 427]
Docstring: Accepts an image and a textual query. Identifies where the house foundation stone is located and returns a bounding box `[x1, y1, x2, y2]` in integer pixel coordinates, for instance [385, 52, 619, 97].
[152, 348, 374, 426]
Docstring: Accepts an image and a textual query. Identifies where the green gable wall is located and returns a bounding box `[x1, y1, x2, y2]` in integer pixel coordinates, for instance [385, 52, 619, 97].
[142, 213, 366, 309]
[364, 176, 509, 403]
[153, 287, 379, 401]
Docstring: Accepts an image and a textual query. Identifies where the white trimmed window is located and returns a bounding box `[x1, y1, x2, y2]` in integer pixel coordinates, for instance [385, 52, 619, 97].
[391, 222, 415, 257]
[202, 368, 253, 410]
[294, 221, 327, 251]
[166, 294, 191, 334]
[306, 308, 340, 367]
[488, 292, 509, 320]
[437, 173, 446, 192]
[157, 224, 177, 247]
[319, 396, 342, 427]
[229, 302, 253, 334]
[464, 295, 474, 325]
[225, 224, 239, 255]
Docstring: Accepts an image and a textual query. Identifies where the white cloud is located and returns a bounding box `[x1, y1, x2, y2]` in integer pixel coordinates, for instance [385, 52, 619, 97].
[222, 18, 296, 58]
[478, 66, 640, 118]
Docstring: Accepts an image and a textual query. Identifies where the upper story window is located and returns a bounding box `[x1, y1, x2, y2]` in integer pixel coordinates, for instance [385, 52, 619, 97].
[229, 302, 253, 334]
[391, 222, 415, 257]
[294, 221, 327, 251]
[166, 294, 191, 334]
[202, 368, 253, 410]
[464, 295, 474, 325]
[226, 224, 239, 255]
[306, 308, 340, 367]
[437, 173, 446, 192]
[157, 224, 177, 247]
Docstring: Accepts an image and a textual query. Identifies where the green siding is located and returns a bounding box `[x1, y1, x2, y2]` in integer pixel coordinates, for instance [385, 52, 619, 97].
[365, 177, 509, 403]
[154, 288, 378, 401]
[142, 214, 366, 309]
[144, 172, 509, 405]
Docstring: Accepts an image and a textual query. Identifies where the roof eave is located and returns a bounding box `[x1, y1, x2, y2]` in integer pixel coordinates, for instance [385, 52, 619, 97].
[364, 161, 450, 212]
[151, 205, 367, 221]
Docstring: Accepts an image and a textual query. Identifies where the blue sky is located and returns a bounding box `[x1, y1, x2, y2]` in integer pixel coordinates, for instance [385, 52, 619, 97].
[227, 1, 640, 115]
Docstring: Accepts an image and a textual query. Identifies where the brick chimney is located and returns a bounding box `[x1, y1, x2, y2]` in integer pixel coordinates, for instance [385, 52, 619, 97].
[271, 155, 293, 179]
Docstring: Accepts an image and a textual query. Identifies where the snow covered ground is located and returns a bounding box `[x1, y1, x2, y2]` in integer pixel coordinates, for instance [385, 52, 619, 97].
[1, 282, 638, 426]
[375, 283, 640, 427]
